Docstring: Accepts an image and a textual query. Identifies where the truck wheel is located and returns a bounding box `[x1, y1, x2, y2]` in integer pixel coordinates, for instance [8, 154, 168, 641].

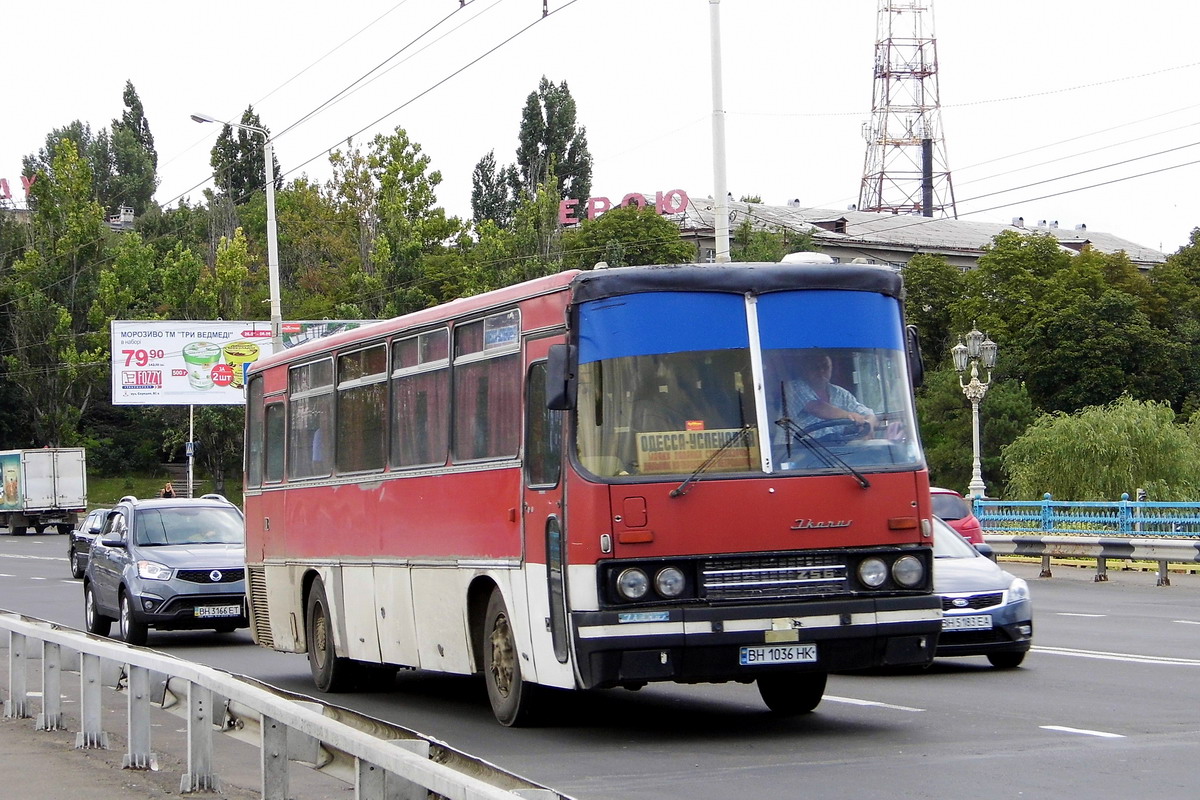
[12, 525, 27, 536]
[56, 524, 71, 535]
[33, 524, 46, 534]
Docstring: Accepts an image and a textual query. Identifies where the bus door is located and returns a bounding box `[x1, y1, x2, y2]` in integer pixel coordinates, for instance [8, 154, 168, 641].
[521, 336, 571, 672]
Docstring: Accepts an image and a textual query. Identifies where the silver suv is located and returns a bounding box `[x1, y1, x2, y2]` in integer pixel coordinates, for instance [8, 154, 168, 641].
[83, 495, 248, 645]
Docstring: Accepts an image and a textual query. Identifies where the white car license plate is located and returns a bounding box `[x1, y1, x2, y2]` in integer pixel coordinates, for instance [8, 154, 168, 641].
[195, 604, 242, 619]
[943, 614, 992, 631]
[739, 643, 818, 666]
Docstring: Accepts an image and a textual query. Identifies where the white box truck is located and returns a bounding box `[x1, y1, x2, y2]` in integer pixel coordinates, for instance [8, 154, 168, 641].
[1, 448, 88, 535]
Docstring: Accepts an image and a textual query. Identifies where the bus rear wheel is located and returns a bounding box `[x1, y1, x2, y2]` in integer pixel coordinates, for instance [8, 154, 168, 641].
[483, 589, 539, 727]
[757, 671, 827, 715]
[306, 579, 355, 692]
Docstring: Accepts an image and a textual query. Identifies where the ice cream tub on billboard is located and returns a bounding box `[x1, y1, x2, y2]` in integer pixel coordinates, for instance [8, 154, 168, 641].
[111, 320, 372, 406]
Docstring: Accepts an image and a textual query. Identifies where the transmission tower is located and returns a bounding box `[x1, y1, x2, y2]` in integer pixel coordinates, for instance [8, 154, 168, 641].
[858, 0, 957, 218]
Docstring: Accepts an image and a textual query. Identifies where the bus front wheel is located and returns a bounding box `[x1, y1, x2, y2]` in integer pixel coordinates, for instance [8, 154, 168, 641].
[306, 579, 355, 692]
[757, 671, 827, 715]
[483, 589, 539, 727]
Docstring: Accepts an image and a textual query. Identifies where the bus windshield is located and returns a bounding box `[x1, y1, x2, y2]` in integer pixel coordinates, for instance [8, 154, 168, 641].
[573, 288, 922, 478]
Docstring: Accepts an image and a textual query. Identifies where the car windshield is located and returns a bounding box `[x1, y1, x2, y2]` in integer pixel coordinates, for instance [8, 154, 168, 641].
[932, 518, 981, 559]
[572, 289, 922, 479]
[931, 492, 971, 520]
[134, 506, 244, 546]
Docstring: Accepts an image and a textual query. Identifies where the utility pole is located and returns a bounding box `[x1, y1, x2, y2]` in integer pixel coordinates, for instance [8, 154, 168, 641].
[858, 0, 957, 218]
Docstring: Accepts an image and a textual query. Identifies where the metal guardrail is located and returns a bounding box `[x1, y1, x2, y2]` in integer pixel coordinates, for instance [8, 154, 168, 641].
[1, 609, 570, 799]
[975, 493, 1200, 586]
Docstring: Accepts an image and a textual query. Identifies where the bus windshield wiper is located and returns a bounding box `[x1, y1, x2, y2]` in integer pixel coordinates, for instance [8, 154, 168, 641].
[670, 425, 754, 498]
[775, 416, 870, 489]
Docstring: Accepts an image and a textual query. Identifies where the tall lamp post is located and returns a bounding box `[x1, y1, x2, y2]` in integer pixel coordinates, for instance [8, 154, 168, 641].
[190, 113, 282, 355]
[951, 326, 998, 499]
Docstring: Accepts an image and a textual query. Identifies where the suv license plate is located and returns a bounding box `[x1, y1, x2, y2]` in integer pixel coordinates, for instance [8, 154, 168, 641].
[195, 605, 242, 619]
[739, 644, 817, 666]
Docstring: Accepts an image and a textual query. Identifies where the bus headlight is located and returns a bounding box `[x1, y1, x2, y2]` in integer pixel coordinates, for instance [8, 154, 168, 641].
[892, 555, 924, 588]
[655, 566, 686, 598]
[857, 557, 888, 588]
[616, 568, 650, 600]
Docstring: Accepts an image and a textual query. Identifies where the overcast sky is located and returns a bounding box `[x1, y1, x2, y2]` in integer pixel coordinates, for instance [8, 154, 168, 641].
[3, 1, 1197, 254]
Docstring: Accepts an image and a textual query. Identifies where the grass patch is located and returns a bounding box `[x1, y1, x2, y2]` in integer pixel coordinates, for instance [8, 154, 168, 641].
[87, 474, 243, 509]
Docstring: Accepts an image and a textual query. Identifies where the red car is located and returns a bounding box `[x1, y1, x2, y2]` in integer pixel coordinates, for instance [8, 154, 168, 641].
[930, 487, 984, 545]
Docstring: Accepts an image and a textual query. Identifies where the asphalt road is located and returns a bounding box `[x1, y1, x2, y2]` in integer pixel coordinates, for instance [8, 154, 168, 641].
[3, 530, 1199, 800]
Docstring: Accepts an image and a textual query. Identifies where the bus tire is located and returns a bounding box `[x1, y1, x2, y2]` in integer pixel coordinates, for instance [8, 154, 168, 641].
[757, 671, 827, 715]
[306, 578, 355, 692]
[483, 589, 539, 727]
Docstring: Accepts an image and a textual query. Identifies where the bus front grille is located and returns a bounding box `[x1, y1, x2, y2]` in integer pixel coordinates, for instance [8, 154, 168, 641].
[702, 554, 848, 601]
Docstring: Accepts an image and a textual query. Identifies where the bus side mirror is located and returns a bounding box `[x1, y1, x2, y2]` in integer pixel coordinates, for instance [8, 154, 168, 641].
[906, 324, 925, 388]
[546, 344, 577, 410]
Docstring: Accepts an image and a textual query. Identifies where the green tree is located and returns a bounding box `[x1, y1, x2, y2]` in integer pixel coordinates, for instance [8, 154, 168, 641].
[1002, 396, 1200, 500]
[902, 253, 966, 365]
[209, 107, 279, 205]
[1, 140, 107, 446]
[514, 76, 592, 203]
[107, 80, 158, 215]
[729, 218, 815, 263]
[366, 126, 462, 316]
[561, 205, 696, 270]
[470, 149, 517, 228]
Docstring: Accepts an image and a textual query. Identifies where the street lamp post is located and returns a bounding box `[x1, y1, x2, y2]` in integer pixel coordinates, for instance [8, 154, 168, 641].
[951, 326, 998, 499]
[190, 113, 283, 354]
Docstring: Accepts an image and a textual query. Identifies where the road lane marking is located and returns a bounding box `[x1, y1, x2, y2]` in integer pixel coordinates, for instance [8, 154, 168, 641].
[0, 553, 62, 562]
[826, 696, 925, 712]
[1174, 620, 1200, 625]
[1041, 725, 1125, 739]
[1033, 645, 1200, 666]
[1057, 612, 1106, 618]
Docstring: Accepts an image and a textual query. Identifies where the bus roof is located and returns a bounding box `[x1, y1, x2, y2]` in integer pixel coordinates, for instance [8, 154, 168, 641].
[570, 261, 903, 305]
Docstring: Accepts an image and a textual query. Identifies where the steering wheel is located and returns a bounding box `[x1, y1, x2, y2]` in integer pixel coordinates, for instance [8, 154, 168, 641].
[797, 417, 871, 443]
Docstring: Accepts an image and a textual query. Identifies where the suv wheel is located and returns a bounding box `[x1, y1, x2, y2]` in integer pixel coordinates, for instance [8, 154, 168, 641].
[84, 584, 112, 636]
[119, 591, 149, 646]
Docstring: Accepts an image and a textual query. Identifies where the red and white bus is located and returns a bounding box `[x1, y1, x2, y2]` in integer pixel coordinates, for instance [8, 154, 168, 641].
[243, 261, 941, 725]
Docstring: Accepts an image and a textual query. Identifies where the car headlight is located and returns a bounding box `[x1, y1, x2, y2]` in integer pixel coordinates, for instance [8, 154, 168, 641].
[1008, 577, 1030, 602]
[892, 554, 925, 588]
[616, 568, 650, 600]
[857, 557, 888, 588]
[655, 566, 686, 598]
[137, 560, 173, 581]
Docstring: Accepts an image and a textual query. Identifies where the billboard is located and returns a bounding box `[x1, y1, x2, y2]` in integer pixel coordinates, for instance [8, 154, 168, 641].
[110, 320, 372, 405]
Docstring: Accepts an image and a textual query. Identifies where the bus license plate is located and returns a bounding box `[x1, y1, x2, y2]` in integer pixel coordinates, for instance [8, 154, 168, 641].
[740, 643, 817, 666]
[943, 614, 992, 631]
[195, 605, 241, 619]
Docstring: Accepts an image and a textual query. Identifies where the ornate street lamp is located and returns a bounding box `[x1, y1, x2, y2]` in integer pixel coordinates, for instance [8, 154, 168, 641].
[952, 324, 998, 498]
[190, 113, 282, 354]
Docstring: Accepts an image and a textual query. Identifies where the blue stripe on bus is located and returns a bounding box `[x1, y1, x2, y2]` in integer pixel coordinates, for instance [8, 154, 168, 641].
[758, 291, 904, 350]
[578, 293, 749, 363]
[577, 290, 904, 363]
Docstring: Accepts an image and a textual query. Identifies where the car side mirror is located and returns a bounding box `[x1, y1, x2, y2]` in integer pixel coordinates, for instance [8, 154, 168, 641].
[974, 542, 995, 561]
[546, 344, 577, 411]
[99, 533, 125, 548]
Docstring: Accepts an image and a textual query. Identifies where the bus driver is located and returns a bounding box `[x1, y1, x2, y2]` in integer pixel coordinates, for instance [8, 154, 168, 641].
[787, 351, 876, 438]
